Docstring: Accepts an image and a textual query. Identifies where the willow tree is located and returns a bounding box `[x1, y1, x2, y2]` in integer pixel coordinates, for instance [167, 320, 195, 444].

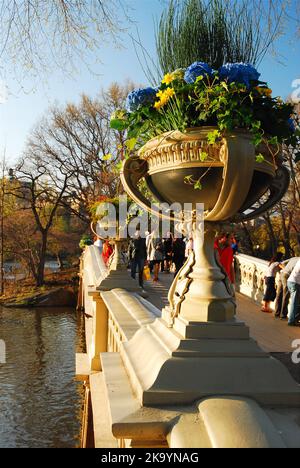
[154, 0, 287, 78]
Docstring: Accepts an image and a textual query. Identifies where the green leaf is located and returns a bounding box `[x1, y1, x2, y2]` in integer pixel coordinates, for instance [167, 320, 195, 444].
[268, 136, 279, 145]
[252, 135, 263, 146]
[127, 128, 140, 139]
[184, 175, 193, 184]
[110, 119, 128, 131]
[125, 138, 137, 151]
[251, 120, 261, 130]
[207, 130, 221, 145]
[200, 151, 208, 162]
[115, 161, 123, 171]
[220, 81, 229, 92]
[256, 153, 265, 163]
[194, 180, 202, 190]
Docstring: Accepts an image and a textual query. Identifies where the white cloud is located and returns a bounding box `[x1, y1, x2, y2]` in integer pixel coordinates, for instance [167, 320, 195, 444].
[291, 79, 300, 104]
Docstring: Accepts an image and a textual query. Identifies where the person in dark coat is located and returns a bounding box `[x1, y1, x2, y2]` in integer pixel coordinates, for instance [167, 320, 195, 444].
[162, 233, 173, 273]
[128, 231, 147, 289]
[172, 237, 186, 276]
[261, 253, 283, 313]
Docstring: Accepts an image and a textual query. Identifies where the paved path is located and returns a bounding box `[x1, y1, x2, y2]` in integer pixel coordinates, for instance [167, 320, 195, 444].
[143, 273, 300, 353]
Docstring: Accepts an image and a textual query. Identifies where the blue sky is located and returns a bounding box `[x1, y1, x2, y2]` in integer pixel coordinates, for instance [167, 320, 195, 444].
[0, 0, 300, 163]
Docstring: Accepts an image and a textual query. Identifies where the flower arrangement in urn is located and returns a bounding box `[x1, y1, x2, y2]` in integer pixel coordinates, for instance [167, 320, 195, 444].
[111, 62, 299, 185]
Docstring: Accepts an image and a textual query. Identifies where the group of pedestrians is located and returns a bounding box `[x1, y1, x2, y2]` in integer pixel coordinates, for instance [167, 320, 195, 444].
[146, 232, 187, 280]
[262, 254, 300, 326]
[127, 230, 240, 291]
[127, 231, 188, 290]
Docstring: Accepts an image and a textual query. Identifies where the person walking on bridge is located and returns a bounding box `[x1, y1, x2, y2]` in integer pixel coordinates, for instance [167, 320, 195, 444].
[128, 231, 147, 290]
[275, 257, 299, 320]
[287, 258, 300, 326]
[147, 231, 163, 282]
[261, 253, 283, 313]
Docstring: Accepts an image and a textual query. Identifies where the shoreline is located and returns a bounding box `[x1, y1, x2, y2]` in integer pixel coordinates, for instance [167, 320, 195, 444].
[0, 268, 78, 308]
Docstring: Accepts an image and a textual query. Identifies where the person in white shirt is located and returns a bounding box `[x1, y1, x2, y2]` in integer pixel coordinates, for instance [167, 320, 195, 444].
[287, 259, 300, 326]
[93, 236, 103, 251]
[275, 257, 300, 319]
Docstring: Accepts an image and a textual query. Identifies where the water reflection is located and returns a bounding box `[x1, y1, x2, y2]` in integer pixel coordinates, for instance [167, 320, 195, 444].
[0, 306, 84, 448]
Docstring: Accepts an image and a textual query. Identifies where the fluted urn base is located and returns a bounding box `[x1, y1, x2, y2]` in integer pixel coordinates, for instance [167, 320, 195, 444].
[163, 224, 236, 326]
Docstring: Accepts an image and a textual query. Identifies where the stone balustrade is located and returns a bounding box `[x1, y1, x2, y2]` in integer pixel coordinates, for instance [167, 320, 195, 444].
[102, 289, 160, 353]
[235, 253, 279, 308]
[82, 245, 108, 310]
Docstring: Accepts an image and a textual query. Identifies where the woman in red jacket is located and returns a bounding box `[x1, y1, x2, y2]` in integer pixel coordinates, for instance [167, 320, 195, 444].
[218, 235, 235, 284]
[102, 240, 113, 266]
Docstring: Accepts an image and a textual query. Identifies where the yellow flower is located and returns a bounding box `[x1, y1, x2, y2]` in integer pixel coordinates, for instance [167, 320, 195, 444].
[153, 88, 175, 110]
[154, 100, 163, 110]
[164, 87, 175, 98]
[154, 97, 168, 110]
[162, 73, 174, 85]
[255, 86, 272, 97]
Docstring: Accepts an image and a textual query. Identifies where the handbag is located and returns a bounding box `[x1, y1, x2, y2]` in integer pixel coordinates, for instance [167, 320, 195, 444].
[143, 265, 151, 281]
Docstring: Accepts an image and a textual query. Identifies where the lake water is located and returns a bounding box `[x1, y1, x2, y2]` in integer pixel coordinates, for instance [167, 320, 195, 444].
[0, 306, 85, 448]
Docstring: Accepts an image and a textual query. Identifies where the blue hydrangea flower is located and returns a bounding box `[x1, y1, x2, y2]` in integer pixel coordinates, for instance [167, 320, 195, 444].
[126, 87, 157, 112]
[219, 63, 260, 88]
[184, 62, 213, 84]
[288, 118, 296, 133]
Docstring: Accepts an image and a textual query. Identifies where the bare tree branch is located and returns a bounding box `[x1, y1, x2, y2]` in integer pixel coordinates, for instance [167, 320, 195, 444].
[0, 0, 130, 81]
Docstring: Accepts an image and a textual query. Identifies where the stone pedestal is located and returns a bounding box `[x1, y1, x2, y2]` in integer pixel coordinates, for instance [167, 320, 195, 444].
[120, 316, 300, 407]
[165, 226, 235, 325]
[98, 239, 142, 293]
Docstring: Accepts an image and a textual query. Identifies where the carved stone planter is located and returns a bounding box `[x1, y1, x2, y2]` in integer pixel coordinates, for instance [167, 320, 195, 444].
[121, 127, 290, 323]
[121, 127, 289, 223]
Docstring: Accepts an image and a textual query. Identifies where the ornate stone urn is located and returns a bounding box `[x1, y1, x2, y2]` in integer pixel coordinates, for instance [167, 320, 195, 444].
[90, 219, 141, 292]
[115, 126, 300, 415]
[89, 123, 300, 450]
[121, 126, 290, 324]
